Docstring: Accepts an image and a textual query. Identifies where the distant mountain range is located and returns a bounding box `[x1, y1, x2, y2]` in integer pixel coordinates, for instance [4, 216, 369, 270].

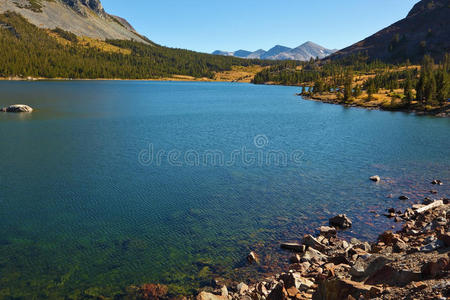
[212, 42, 337, 61]
[329, 0, 450, 62]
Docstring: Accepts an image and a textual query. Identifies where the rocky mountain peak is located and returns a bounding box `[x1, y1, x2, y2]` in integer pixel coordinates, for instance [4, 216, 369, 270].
[61, 0, 106, 17]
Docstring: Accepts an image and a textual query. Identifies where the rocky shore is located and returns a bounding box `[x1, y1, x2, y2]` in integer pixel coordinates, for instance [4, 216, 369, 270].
[125, 178, 449, 300]
[298, 94, 450, 118]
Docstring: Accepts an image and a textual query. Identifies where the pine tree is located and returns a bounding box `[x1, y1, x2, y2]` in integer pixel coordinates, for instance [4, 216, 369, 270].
[343, 71, 353, 101]
[367, 81, 377, 101]
[424, 73, 437, 105]
[436, 69, 449, 107]
[314, 79, 324, 94]
[353, 85, 362, 98]
[403, 75, 414, 106]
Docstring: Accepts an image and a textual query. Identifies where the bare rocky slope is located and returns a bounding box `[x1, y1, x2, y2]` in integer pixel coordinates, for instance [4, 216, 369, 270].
[0, 0, 149, 43]
[329, 0, 450, 63]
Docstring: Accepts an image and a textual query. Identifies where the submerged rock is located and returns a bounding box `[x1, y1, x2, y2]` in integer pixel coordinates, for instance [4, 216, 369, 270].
[1, 104, 33, 113]
[247, 251, 259, 264]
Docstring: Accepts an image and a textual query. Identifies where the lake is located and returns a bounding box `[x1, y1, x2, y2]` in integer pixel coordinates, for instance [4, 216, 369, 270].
[0, 81, 449, 298]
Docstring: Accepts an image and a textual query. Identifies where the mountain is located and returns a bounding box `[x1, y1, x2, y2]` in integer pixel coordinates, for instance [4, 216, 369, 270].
[212, 42, 336, 61]
[270, 42, 337, 61]
[233, 49, 252, 58]
[261, 45, 292, 59]
[212, 50, 233, 56]
[329, 0, 450, 62]
[0, 0, 149, 43]
[247, 49, 266, 59]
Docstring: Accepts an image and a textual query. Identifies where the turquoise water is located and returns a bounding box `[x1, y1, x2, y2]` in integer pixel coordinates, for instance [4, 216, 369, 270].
[0, 81, 449, 298]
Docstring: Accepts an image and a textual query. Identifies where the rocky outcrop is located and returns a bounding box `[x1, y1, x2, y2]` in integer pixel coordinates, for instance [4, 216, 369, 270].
[1, 104, 33, 112]
[61, 0, 106, 18]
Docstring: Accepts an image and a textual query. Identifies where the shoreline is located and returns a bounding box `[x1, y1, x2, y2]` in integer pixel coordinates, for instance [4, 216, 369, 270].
[127, 179, 449, 300]
[2, 76, 449, 118]
[0, 76, 223, 83]
[299, 94, 450, 118]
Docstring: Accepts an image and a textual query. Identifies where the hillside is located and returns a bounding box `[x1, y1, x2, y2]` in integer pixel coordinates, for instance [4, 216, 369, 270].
[0, 11, 280, 80]
[212, 42, 336, 61]
[0, 0, 150, 43]
[329, 0, 450, 63]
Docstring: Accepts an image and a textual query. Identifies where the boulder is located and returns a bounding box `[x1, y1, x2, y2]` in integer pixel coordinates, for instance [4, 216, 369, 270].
[399, 195, 410, 200]
[349, 255, 391, 279]
[302, 234, 328, 252]
[370, 175, 381, 182]
[438, 232, 450, 247]
[290, 254, 301, 264]
[302, 248, 328, 262]
[393, 239, 408, 253]
[1, 104, 33, 113]
[365, 265, 421, 286]
[278, 272, 314, 291]
[329, 214, 352, 229]
[289, 261, 311, 274]
[281, 243, 305, 252]
[236, 282, 249, 295]
[318, 226, 337, 237]
[267, 282, 288, 300]
[220, 286, 228, 297]
[197, 291, 228, 300]
[255, 282, 268, 296]
[421, 258, 449, 277]
[378, 230, 398, 245]
[286, 286, 299, 298]
[420, 240, 445, 252]
[313, 278, 381, 300]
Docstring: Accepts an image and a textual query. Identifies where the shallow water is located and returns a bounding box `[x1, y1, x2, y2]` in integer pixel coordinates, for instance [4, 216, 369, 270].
[0, 81, 449, 298]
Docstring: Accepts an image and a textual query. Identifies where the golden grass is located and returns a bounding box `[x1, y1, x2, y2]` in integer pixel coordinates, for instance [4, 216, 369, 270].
[214, 65, 266, 83]
[45, 30, 131, 55]
[77, 36, 131, 55]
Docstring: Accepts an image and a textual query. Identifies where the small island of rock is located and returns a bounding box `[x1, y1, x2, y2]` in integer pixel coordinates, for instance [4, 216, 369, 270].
[1, 104, 34, 113]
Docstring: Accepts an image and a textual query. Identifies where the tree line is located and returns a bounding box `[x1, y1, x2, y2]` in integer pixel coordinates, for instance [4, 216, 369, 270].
[0, 12, 278, 80]
[253, 52, 449, 108]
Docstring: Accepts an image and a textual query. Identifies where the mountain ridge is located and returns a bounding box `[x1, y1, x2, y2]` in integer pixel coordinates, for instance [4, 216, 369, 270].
[328, 0, 449, 62]
[213, 42, 336, 61]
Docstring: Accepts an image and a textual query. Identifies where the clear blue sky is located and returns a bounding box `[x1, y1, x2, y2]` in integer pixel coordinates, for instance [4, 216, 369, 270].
[102, 0, 419, 53]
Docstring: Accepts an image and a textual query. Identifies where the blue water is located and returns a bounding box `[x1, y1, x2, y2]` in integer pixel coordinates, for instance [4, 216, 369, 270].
[0, 81, 449, 298]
